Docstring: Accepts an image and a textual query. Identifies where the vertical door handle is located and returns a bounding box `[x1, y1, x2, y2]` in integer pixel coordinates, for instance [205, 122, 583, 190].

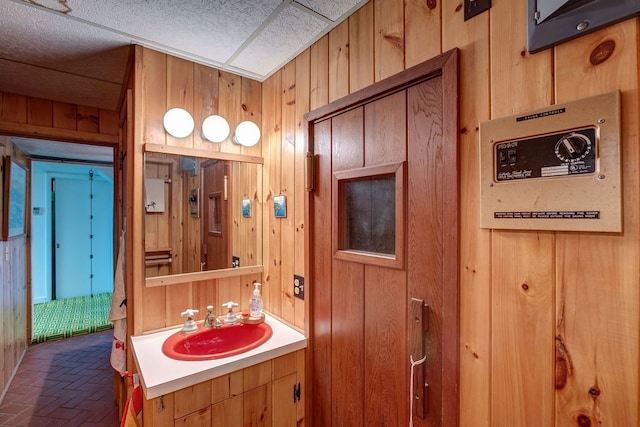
[410, 298, 430, 418]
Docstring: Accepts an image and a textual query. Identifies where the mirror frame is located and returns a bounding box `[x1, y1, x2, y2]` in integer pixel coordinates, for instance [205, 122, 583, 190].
[143, 143, 264, 287]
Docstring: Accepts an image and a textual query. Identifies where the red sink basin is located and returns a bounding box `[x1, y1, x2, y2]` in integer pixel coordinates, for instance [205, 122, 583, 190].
[162, 322, 273, 361]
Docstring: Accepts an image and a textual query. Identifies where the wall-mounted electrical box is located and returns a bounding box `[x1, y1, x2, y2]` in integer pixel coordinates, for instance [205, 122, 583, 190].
[480, 91, 621, 232]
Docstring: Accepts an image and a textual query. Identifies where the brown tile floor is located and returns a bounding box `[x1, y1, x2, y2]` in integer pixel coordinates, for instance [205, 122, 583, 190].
[0, 330, 120, 426]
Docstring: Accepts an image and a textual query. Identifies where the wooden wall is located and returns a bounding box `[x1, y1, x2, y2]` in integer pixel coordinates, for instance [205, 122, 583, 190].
[130, 46, 272, 336]
[0, 92, 120, 400]
[263, 0, 637, 424]
[132, 1, 639, 424]
[0, 135, 27, 402]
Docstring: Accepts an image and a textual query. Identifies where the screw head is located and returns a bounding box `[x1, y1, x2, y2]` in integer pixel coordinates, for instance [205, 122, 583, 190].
[597, 118, 605, 124]
[577, 21, 589, 31]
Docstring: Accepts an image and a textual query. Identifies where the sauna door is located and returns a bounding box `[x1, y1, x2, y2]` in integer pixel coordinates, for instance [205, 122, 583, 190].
[201, 160, 230, 270]
[308, 52, 459, 426]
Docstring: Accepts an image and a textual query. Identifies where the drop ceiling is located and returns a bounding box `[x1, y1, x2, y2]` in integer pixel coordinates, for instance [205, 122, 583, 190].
[0, 0, 367, 162]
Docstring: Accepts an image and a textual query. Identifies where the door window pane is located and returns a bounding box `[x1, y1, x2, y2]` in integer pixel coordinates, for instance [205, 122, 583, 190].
[333, 162, 404, 269]
[343, 176, 395, 254]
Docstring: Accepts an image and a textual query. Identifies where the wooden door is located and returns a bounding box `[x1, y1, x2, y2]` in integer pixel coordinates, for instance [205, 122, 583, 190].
[307, 51, 458, 426]
[202, 160, 230, 270]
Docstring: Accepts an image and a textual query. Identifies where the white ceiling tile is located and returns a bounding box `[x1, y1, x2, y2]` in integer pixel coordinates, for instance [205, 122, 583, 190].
[230, 5, 328, 77]
[294, 0, 367, 21]
[64, 0, 282, 63]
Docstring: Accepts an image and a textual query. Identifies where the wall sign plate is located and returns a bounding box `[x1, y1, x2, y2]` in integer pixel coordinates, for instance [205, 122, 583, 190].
[528, 0, 640, 53]
[479, 91, 622, 232]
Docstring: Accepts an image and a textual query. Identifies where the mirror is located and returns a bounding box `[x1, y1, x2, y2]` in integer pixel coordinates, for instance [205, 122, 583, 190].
[144, 145, 263, 280]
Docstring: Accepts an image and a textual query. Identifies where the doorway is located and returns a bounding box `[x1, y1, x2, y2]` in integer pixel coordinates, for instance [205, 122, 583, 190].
[31, 160, 115, 342]
[8, 136, 117, 343]
[306, 50, 459, 426]
[201, 159, 231, 270]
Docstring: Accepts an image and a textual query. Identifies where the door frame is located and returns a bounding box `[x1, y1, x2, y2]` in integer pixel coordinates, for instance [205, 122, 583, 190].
[304, 48, 460, 425]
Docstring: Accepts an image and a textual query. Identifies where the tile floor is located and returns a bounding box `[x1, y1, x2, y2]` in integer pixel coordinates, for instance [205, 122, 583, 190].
[0, 330, 120, 426]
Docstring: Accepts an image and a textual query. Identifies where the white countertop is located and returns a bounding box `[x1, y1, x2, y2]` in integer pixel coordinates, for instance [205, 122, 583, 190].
[130, 313, 307, 399]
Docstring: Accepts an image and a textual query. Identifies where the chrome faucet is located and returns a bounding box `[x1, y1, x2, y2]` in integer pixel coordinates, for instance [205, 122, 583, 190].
[203, 305, 221, 328]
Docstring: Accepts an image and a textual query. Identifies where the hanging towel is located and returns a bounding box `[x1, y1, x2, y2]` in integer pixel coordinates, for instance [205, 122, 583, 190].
[144, 178, 165, 212]
[109, 231, 127, 376]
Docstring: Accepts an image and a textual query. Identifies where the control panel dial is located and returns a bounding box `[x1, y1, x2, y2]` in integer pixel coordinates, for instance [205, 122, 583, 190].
[554, 132, 592, 163]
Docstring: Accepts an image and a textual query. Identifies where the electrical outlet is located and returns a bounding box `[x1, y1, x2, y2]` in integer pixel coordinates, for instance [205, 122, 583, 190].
[232, 256, 240, 268]
[294, 275, 304, 300]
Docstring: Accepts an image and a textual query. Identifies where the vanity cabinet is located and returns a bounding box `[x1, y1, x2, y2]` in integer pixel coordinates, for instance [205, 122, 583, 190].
[142, 350, 304, 427]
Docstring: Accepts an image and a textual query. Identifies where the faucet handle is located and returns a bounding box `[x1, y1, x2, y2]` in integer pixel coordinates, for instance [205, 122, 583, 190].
[222, 301, 238, 310]
[181, 308, 199, 318]
[222, 302, 239, 325]
[180, 309, 199, 334]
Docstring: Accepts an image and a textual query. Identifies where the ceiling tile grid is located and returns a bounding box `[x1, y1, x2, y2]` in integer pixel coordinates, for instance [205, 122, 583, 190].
[4, 0, 367, 81]
[70, 0, 283, 65]
[229, 3, 329, 77]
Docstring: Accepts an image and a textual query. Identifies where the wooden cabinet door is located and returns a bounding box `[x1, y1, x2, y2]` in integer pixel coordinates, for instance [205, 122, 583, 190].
[211, 395, 243, 427]
[175, 406, 211, 427]
[272, 373, 297, 427]
[244, 384, 272, 427]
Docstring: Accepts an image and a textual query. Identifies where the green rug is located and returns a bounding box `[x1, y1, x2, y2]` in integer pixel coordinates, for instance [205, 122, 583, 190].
[32, 292, 114, 344]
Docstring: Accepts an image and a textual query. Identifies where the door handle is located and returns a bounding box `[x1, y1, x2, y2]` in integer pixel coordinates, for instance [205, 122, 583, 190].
[410, 298, 429, 418]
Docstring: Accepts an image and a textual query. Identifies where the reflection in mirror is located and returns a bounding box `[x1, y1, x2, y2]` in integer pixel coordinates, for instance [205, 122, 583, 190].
[144, 150, 262, 278]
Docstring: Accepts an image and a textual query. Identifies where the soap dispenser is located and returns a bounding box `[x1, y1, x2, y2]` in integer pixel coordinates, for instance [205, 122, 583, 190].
[249, 282, 263, 319]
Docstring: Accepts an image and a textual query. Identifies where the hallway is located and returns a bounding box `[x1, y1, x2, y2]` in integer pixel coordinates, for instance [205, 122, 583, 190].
[0, 330, 119, 426]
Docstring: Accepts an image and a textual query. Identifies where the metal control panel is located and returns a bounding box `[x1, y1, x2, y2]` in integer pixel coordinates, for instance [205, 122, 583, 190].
[480, 91, 621, 232]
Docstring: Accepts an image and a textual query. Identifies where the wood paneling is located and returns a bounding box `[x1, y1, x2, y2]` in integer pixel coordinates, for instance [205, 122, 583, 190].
[294, 49, 310, 330]
[309, 36, 329, 111]
[554, 19, 639, 426]
[280, 62, 296, 321]
[131, 47, 270, 335]
[261, 70, 282, 317]
[441, 3, 492, 425]
[0, 92, 120, 401]
[405, 0, 441, 68]
[374, 0, 404, 82]
[349, 2, 374, 94]
[300, 1, 639, 426]
[124, 1, 640, 425]
[329, 20, 350, 103]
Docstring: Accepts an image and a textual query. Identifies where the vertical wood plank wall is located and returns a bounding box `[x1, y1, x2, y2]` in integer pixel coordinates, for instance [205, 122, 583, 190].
[0, 135, 26, 403]
[131, 47, 269, 335]
[130, 0, 639, 424]
[0, 92, 120, 400]
[272, 0, 637, 424]
[1, 1, 638, 424]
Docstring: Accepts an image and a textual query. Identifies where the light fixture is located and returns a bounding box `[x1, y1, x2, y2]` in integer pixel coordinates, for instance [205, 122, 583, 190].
[202, 114, 230, 143]
[163, 108, 194, 138]
[233, 121, 261, 147]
